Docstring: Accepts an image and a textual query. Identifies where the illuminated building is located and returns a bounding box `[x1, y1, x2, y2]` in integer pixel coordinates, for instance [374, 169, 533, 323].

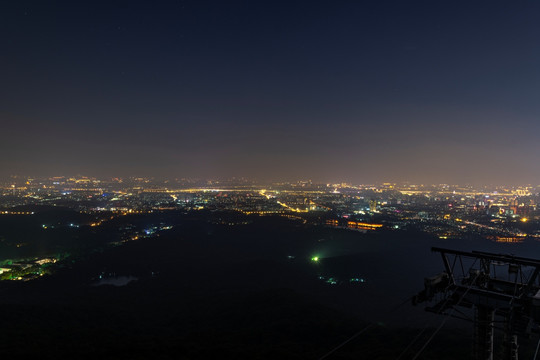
[369, 199, 377, 212]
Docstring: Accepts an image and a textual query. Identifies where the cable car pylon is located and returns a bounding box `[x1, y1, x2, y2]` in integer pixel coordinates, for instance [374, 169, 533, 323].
[413, 247, 540, 360]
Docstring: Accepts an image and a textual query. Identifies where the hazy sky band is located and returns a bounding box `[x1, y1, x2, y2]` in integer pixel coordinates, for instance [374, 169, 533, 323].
[2, 1, 539, 184]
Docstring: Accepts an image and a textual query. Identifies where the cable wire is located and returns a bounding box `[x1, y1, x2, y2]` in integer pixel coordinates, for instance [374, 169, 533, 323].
[395, 327, 429, 360]
[318, 296, 413, 360]
[318, 323, 375, 360]
[533, 337, 540, 360]
[394, 274, 463, 360]
[410, 272, 480, 360]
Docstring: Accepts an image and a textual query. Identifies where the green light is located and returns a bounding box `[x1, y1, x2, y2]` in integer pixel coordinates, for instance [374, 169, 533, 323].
[311, 256, 319, 262]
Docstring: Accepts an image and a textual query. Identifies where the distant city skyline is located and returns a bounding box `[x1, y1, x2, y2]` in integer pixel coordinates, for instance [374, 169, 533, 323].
[2, 174, 540, 189]
[2, 1, 540, 185]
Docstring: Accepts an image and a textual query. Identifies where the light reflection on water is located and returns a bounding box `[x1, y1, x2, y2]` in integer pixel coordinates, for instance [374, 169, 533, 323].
[93, 276, 138, 287]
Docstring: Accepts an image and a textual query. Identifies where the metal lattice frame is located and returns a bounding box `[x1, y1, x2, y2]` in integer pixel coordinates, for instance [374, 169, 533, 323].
[414, 247, 540, 360]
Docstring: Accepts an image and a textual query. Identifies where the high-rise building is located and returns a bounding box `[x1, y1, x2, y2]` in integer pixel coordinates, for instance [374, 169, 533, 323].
[369, 199, 377, 212]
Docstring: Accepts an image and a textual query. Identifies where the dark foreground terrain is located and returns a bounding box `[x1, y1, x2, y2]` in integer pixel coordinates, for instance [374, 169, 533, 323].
[2, 212, 538, 359]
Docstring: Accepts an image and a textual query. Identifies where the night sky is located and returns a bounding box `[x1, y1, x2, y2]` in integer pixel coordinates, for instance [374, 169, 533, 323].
[2, 1, 540, 184]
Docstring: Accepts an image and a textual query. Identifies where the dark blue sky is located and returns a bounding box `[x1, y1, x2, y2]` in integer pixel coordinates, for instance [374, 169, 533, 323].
[2, 1, 540, 184]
